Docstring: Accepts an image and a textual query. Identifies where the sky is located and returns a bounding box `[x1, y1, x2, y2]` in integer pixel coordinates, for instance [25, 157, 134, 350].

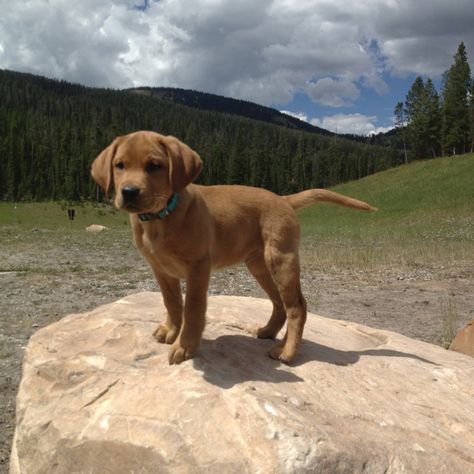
[1, 0, 474, 135]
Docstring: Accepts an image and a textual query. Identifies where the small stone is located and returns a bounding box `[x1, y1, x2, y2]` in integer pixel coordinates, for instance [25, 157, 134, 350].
[86, 224, 108, 233]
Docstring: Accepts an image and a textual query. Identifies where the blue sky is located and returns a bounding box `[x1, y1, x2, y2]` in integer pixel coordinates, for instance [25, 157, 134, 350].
[276, 72, 444, 135]
[0, 0, 472, 135]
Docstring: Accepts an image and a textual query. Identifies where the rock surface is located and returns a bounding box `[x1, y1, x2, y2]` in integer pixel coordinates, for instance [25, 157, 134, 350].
[450, 319, 474, 357]
[11, 293, 474, 474]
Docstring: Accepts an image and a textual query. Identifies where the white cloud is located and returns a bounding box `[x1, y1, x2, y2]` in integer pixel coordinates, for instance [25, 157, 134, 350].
[361, 0, 474, 77]
[0, 0, 473, 109]
[282, 110, 393, 136]
[311, 113, 393, 136]
[305, 78, 360, 107]
[280, 110, 309, 122]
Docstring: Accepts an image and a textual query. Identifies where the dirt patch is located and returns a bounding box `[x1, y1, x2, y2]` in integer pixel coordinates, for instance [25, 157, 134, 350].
[1, 229, 473, 470]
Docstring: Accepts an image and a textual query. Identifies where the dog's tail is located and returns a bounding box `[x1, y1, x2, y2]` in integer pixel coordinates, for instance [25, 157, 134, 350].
[283, 189, 377, 212]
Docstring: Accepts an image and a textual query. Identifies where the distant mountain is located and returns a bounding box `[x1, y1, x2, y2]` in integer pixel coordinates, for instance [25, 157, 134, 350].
[128, 87, 334, 136]
[129, 87, 403, 149]
[0, 69, 404, 201]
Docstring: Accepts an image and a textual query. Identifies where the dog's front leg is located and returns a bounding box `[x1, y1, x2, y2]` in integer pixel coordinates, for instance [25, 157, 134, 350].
[152, 271, 183, 344]
[168, 258, 210, 365]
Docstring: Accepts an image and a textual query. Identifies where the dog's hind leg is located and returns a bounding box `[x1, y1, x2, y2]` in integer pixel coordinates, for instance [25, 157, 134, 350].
[263, 245, 307, 364]
[245, 255, 286, 339]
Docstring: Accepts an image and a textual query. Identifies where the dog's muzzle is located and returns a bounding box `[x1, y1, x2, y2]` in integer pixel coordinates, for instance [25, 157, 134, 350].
[121, 185, 140, 203]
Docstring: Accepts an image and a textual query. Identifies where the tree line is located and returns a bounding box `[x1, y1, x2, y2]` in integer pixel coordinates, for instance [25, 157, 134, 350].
[394, 42, 474, 161]
[129, 87, 333, 136]
[0, 69, 404, 202]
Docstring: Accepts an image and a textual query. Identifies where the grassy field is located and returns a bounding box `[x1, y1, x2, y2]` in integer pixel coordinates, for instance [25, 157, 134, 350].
[0, 201, 128, 232]
[1, 152, 473, 275]
[298, 153, 474, 270]
[0, 150, 470, 311]
[0, 202, 129, 271]
[2, 151, 473, 250]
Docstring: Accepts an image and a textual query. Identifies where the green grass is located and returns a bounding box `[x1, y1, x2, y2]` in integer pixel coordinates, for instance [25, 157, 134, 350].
[298, 153, 474, 269]
[0, 201, 128, 230]
[1, 153, 473, 272]
[0, 201, 133, 276]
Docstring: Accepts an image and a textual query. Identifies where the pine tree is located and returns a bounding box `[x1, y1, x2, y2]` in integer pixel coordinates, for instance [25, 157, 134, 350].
[291, 134, 306, 192]
[441, 42, 471, 155]
[424, 79, 442, 158]
[404, 77, 441, 159]
[469, 79, 474, 153]
[404, 76, 427, 159]
[394, 101, 408, 163]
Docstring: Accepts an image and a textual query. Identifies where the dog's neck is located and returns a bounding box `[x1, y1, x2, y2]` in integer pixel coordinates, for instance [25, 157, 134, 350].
[138, 193, 180, 222]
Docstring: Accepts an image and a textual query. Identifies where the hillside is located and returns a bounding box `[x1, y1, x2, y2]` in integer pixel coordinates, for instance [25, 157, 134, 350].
[298, 153, 474, 240]
[129, 88, 404, 149]
[0, 69, 404, 201]
[129, 87, 333, 136]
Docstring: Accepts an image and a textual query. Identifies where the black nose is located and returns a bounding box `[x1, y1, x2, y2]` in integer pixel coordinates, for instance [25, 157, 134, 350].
[121, 186, 140, 202]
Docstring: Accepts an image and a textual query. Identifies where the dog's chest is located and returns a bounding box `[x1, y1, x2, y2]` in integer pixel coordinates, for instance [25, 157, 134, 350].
[139, 228, 189, 278]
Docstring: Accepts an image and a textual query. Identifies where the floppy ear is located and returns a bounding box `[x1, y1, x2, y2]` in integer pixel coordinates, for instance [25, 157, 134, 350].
[164, 136, 203, 192]
[91, 138, 121, 197]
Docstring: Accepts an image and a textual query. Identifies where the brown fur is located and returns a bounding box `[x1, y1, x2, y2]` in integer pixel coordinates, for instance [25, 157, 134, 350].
[91, 131, 376, 364]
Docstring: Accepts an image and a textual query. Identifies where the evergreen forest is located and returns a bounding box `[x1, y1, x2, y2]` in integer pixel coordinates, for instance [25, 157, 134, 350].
[394, 43, 474, 161]
[0, 69, 403, 202]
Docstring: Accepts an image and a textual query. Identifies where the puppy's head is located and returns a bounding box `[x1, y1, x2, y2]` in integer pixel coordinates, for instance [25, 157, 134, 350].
[91, 131, 202, 214]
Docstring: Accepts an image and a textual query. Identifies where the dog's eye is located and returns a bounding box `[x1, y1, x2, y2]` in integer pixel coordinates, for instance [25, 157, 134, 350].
[115, 162, 125, 170]
[146, 162, 162, 173]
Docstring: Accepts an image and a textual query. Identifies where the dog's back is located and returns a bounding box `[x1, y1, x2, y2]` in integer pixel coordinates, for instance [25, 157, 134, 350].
[195, 184, 298, 269]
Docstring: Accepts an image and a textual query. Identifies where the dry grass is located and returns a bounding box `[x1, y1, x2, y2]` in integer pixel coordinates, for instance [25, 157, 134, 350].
[300, 234, 474, 273]
[297, 153, 474, 274]
[439, 293, 460, 349]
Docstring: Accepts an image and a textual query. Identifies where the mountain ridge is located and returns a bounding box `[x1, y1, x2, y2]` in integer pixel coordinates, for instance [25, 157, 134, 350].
[128, 86, 334, 136]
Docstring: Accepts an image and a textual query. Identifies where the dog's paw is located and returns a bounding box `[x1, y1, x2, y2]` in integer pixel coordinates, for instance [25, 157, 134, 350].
[168, 342, 196, 365]
[268, 344, 295, 364]
[256, 325, 278, 339]
[153, 324, 179, 344]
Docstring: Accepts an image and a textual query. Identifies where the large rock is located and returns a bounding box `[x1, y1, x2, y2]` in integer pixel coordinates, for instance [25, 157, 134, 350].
[11, 293, 474, 474]
[450, 319, 474, 357]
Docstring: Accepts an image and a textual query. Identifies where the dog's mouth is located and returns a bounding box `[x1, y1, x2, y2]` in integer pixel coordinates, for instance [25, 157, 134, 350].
[120, 202, 143, 213]
[120, 202, 160, 214]
[117, 193, 168, 215]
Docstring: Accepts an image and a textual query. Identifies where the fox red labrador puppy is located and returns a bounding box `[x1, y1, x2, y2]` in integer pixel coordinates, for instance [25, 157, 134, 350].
[92, 131, 376, 364]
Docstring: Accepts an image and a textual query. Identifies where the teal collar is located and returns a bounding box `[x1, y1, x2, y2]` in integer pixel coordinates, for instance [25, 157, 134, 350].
[138, 193, 179, 222]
